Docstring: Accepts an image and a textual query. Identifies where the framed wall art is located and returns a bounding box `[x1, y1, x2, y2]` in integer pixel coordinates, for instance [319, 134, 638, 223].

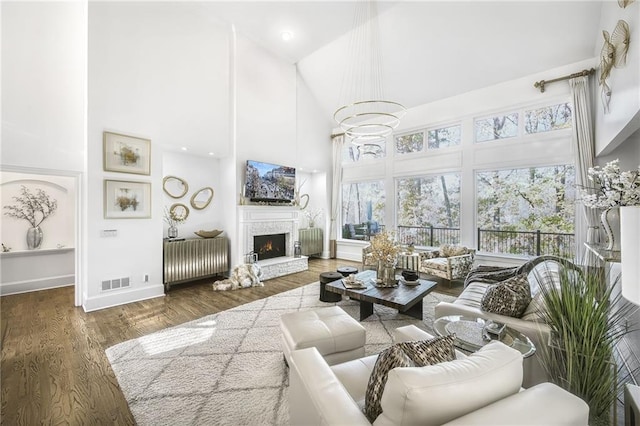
[103, 131, 151, 175]
[104, 179, 151, 219]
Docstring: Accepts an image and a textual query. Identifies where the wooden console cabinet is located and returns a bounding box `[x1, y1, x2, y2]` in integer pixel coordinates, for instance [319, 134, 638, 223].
[163, 236, 229, 291]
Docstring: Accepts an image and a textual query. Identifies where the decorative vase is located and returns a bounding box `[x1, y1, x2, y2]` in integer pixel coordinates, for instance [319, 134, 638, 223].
[308, 220, 315, 228]
[168, 226, 178, 239]
[376, 260, 396, 287]
[600, 207, 621, 251]
[26, 226, 43, 250]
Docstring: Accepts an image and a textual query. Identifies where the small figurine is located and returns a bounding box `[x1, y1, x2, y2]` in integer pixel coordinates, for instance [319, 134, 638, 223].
[2, 243, 11, 253]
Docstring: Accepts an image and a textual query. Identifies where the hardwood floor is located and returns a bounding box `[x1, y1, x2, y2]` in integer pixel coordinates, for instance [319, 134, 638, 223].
[0, 258, 460, 425]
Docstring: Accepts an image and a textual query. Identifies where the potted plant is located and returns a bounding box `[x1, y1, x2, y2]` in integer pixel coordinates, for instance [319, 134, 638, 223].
[3, 185, 57, 249]
[369, 230, 400, 286]
[579, 159, 640, 250]
[536, 266, 636, 425]
[163, 206, 186, 239]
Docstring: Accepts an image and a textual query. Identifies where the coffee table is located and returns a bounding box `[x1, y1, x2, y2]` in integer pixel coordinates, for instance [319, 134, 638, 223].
[433, 315, 536, 358]
[324, 269, 437, 321]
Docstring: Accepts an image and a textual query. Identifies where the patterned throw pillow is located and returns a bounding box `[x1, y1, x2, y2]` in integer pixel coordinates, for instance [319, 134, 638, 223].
[480, 273, 532, 318]
[440, 244, 469, 257]
[364, 335, 456, 422]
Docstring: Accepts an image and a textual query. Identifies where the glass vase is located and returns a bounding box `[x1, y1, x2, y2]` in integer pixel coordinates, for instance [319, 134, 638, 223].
[600, 207, 620, 251]
[376, 260, 396, 287]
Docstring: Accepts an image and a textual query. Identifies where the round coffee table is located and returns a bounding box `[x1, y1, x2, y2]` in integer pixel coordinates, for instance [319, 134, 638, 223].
[433, 315, 536, 358]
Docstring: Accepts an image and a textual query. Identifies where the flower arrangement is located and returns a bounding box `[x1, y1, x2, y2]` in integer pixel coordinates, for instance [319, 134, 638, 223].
[163, 206, 186, 228]
[303, 208, 323, 226]
[579, 159, 640, 209]
[369, 230, 400, 265]
[3, 185, 57, 228]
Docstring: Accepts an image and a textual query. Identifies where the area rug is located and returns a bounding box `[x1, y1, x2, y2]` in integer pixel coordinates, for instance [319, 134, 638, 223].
[106, 282, 456, 425]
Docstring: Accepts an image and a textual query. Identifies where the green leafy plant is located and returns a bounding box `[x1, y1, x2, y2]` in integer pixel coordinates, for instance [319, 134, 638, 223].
[537, 267, 636, 425]
[3, 185, 57, 228]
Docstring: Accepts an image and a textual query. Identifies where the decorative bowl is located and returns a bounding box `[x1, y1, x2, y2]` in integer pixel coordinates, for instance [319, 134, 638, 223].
[194, 229, 223, 239]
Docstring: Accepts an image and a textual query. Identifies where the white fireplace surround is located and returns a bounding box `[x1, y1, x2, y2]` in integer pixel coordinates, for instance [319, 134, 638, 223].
[237, 205, 307, 280]
[238, 205, 300, 258]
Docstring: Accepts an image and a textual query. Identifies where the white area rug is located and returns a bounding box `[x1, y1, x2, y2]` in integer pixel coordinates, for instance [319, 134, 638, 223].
[106, 281, 455, 425]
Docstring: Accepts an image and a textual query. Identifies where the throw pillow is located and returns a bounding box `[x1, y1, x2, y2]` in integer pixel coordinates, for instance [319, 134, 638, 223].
[522, 267, 562, 321]
[440, 244, 468, 257]
[364, 335, 456, 422]
[480, 273, 531, 318]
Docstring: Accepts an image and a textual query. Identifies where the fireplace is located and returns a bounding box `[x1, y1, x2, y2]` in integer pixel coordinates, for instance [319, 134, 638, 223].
[254, 234, 286, 261]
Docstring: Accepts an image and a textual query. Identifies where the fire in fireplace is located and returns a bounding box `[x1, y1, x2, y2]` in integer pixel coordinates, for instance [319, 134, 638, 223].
[254, 233, 286, 261]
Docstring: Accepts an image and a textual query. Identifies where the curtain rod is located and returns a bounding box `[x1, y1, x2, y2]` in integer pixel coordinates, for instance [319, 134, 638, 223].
[533, 68, 595, 93]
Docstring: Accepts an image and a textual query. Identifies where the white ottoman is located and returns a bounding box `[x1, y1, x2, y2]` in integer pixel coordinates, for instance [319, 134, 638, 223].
[280, 306, 366, 366]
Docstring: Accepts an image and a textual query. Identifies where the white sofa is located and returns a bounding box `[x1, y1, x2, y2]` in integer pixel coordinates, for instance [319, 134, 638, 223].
[434, 256, 582, 387]
[288, 324, 589, 426]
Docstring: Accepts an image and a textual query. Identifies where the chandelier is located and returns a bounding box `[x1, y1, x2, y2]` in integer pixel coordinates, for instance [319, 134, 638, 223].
[333, 0, 405, 145]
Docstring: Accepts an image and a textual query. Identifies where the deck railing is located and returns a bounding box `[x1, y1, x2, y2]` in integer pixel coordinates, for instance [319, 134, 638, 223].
[395, 225, 575, 258]
[477, 228, 575, 258]
[396, 225, 460, 247]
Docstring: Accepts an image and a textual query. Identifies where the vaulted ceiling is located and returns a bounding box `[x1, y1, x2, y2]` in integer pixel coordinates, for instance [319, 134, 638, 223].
[207, 1, 603, 120]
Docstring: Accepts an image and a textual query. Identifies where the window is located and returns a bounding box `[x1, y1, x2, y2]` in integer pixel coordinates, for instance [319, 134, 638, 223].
[476, 165, 576, 257]
[341, 181, 385, 240]
[525, 102, 572, 134]
[395, 132, 424, 154]
[427, 125, 461, 149]
[342, 141, 386, 163]
[475, 113, 519, 142]
[396, 173, 461, 246]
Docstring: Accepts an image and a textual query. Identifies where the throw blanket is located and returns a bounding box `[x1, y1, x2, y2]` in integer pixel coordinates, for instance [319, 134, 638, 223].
[212, 263, 263, 291]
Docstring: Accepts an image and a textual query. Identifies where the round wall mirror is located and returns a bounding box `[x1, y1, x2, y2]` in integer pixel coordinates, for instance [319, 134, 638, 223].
[163, 175, 188, 199]
[190, 187, 214, 210]
[170, 203, 190, 221]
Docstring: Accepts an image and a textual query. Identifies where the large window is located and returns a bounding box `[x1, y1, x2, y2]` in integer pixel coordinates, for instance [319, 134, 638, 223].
[396, 173, 461, 246]
[476, 165, 576, 257]
[341, 181, 385, 240]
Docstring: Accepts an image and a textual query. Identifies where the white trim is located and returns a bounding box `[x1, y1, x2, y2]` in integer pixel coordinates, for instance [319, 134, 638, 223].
[82, 284, 165, 312]
[0, 276, 74, 296]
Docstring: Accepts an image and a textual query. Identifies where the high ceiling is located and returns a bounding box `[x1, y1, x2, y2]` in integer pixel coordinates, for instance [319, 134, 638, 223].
[206, 1, 603, 119]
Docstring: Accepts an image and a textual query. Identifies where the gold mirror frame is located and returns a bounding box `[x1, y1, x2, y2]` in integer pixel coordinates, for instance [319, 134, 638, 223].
[163, 175, 188, 199]
[170, 203, 190, 221]
[190, 187, 214, 210]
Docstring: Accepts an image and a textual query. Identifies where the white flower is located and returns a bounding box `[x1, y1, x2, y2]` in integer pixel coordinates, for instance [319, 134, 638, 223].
[579, 159, 640, 209]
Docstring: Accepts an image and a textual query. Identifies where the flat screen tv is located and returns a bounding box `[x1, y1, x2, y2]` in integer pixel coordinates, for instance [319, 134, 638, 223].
[245, 160, 296, 203]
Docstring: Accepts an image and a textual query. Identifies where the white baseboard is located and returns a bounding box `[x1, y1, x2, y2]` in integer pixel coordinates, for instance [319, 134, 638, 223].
[82, 284, 165, 312]
[0, 274, 75, 296]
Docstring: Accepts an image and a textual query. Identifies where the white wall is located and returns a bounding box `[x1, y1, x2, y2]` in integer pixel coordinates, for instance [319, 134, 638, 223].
[1, 1, 86, 172]
[594, 1, 640, 155]
[85, 2, 230, 310]
[161, 152, 223, 238]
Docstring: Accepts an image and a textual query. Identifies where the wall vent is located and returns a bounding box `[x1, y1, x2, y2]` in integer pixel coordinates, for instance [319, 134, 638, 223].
[101, 277, 131, 291]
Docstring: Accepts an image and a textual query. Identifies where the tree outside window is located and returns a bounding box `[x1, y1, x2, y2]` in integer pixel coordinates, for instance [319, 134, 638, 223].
[427, 125, 461, 149]
[525, 102, 572, 134]
[476, 165, 576, 256]
[475, 112, 519, 142]
[396, 173, 461, 245]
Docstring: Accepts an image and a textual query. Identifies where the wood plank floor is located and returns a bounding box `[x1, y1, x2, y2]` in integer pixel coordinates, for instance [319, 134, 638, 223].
[0, 258, 461, 425]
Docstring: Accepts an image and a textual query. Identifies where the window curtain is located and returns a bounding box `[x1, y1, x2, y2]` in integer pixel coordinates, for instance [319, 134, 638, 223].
[329, 133, 344, 258]
[569, 75, 599, 263]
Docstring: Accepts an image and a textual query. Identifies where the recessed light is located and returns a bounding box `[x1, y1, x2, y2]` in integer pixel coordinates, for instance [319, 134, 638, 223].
[281, 31, 293, 41]
[181, 147, 187, 151]
[208, 152, 215, 156]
